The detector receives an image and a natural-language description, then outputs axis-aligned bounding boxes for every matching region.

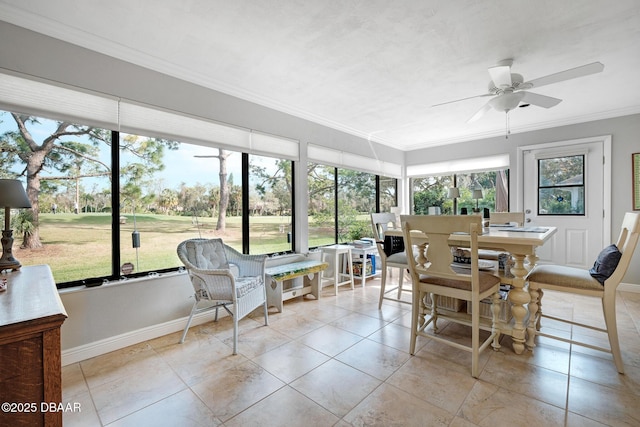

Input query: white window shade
[0,71,299,160]
[308,144,402,178]
[250,131,299,160]
[119,101,251,151]
[406,154,510,177]
[0,71,119,129]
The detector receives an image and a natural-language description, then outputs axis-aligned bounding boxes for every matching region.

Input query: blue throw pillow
[589,244,622,285]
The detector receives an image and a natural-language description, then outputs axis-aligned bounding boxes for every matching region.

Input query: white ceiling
[2,0,640,151]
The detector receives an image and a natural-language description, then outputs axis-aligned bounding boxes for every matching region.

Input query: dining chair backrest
[489,212,524,226]
[401,215,482,284]
[606,212,640,288]
[371,212,398,241]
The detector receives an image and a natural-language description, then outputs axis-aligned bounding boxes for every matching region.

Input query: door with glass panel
[521,138,609,268]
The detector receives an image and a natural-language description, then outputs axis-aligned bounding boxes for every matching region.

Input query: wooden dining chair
[371,213,411,308]
[528,212,640,373]
[401,214,501,378]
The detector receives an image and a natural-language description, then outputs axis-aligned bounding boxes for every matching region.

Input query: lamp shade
[448,187,460,198]
[472,189,483,200]
[0,179,32,208]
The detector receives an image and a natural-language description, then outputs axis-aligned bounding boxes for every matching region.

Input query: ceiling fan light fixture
[488,91,525,113]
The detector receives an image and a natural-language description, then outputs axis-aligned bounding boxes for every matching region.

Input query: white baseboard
[61,310,222,366]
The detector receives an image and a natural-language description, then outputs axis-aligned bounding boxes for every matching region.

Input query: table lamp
[0,179,32,271]
[472,188,483,213]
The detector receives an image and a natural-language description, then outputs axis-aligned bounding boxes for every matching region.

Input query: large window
[307,164,336,247]
[248,155,293,254]
[338,169,376,242]
[0,108,293,287]
[308,162,397,246]
[118,135,245,274]
[412,170,509,215]
[379,176,398,212]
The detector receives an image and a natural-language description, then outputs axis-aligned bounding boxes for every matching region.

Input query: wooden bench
[265,254,328,312]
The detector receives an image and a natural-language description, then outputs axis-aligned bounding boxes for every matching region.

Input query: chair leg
[378,265,387,309]
[396,267,404,300]
[232,312,239,355]
[409,290,421,355]
[180,300,199,344]
[603,296,624,373]
[263,300,269,326]
[471,298,480,378]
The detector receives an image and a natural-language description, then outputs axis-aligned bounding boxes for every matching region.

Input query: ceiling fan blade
[467,101,493,123]
[432,93,492,107]
[488,65,512,89]
[523,62,604,89]
[520,91,562,108]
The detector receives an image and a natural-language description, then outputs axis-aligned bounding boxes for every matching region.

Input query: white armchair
[177,238,268,354]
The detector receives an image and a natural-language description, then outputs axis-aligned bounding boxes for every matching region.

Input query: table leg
[508,253,530,355]
[416,243,428,267]
[526,252,540,350]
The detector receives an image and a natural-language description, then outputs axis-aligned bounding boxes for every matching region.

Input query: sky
[1,111,249,191]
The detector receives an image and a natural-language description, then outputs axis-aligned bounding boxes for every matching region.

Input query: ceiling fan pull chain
[505,112,511,139]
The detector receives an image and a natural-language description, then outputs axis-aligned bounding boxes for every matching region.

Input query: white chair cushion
[187,240,228,270]
[387,252,409,264]
[528,264,602,291]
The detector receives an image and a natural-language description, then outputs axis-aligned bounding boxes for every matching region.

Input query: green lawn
[14,212,371,284]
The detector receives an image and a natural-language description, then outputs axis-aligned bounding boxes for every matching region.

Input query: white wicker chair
[177,238,268,354]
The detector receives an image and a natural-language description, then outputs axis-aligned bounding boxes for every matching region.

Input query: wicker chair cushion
[186,240,228,270]
[236,275,264,298]
[528,264,602,291]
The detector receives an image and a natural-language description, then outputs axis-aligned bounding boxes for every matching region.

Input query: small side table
[320,245,354,295]
[350,245,380,288]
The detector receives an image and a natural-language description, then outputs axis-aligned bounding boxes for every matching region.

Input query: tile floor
[62,273,640,426]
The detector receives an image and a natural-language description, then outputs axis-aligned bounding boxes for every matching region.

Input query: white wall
[58,273,198,364]
[406,113,640,286]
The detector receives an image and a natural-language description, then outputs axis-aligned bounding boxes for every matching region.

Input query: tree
[250,158,292,216]
[0,113,177,248]
[195,149,231,231]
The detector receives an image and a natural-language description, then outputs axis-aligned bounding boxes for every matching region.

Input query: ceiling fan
[433,59,605,124]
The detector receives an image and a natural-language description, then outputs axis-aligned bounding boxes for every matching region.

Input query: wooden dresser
[0,265,67,427]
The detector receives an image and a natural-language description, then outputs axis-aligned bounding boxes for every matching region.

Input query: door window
[538,155,585,215]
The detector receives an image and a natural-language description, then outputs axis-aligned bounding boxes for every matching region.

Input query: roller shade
[0,71,118,129]
[308,144,402,178]
[406,154,509,177]
[0,71,299,160]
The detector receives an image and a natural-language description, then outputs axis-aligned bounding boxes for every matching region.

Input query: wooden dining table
[384,224,557,355]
